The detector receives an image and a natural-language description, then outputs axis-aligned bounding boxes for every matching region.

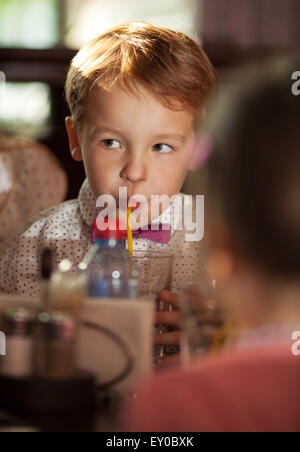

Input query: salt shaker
[34,311,77,380]
[0,308,35,378]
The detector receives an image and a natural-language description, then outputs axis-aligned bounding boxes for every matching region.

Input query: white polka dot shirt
[0,179,209,297]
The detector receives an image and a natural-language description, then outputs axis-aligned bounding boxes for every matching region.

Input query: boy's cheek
[85,163,118,199]
[84,151,119,185]
[161,165,188,191]
[151,171,187,197]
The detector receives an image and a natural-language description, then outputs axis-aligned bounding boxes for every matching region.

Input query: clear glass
[132,251,174,301]
[180,282,222,366]
[48,260,87,321]
[132,251,174,359]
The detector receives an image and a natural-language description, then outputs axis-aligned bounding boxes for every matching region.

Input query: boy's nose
[120,156,147,184]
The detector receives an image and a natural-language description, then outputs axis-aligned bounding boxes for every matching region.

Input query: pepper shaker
[0,308,35,378]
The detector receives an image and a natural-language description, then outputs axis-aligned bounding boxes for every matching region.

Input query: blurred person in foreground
[124,56,300,432]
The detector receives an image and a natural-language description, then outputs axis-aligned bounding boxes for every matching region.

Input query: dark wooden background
[1,0,299,199]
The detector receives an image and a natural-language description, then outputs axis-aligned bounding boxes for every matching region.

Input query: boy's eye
[153,143,173,153]
[102,139,121,149]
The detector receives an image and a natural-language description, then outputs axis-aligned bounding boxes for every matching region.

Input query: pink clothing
[125,345,300,432]
[0,135,67,241]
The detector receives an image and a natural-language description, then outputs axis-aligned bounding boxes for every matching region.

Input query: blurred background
[0,0,299,199]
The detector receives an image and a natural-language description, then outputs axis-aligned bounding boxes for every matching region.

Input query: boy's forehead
[84,83,194,134]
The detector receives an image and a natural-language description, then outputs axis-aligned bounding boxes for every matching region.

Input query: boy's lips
[130,202,141,212]
[113,200,145,214]
[113,193,149,211]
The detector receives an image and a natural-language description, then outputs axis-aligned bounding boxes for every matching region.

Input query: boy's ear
[187,132,213,171]
[65,117,83,162]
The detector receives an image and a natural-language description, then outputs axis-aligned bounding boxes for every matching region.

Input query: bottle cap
[91,216,127,243]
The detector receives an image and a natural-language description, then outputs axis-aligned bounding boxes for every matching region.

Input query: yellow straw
[127,206,133,256]
[212,321,235,351]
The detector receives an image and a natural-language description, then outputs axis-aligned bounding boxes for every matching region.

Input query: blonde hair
[65,22,216,125]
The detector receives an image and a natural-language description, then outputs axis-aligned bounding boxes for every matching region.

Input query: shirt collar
[78,179,98,227]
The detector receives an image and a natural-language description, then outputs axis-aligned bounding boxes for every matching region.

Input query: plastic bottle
[80,216,139,299]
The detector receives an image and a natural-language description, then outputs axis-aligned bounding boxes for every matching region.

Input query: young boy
[0,22,216,363]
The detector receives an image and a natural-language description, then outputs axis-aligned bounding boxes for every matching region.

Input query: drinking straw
[127,206,133,256]
[212,321,234,350]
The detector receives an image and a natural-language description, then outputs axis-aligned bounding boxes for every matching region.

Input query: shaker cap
[2,308,35,336]
[37,312,77,343]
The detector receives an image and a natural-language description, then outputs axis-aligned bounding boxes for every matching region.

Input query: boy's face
[66,83,196,223]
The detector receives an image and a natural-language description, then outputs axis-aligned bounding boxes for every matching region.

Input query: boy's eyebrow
[93,126,186,143]
[93,125,124,136]
[152,133,186,143]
